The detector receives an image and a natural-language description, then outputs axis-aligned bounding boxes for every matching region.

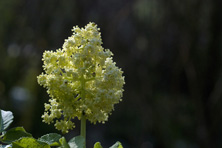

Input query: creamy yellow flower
[37,22,125,133]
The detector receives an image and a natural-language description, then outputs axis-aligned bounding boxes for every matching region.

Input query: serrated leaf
[1,127,32,144]
[38,133,62,146]
[68,136,85,148]
[0,110,14,132]
[94,142,103,148]
[109,141,123,148]
[12,137,50,148]
[59,137,70,148]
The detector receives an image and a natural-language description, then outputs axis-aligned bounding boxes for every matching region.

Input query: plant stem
[80,74,86,147]
[81,114,86,148]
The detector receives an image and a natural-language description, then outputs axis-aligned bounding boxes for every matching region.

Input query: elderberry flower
[37,22,125,133]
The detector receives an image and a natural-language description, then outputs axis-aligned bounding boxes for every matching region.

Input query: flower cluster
[37,22,125,133]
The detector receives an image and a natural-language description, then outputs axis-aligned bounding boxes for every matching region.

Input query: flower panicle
[37,22,125,133]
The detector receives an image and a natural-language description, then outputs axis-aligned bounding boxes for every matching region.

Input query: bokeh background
[0,0,222,148]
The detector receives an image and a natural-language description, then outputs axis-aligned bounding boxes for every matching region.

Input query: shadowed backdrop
[0,0,222,147]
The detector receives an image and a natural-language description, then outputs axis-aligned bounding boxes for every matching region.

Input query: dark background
[0,0,222,148]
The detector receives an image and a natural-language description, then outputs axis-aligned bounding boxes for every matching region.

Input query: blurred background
[0,0,222,147]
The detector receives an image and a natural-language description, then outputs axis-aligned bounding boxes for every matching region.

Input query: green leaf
[59,137,70,148]
[0,109,14,132]
[94,142,103,148]
[109,141,123,148]
[38,133,62,146]
[0,144,12,148]
[68,136,85,148]
[1,127,32,144]
[12,137,50,148]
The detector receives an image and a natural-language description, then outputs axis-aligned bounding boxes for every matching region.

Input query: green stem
[81,114,86,148]
[80,74,86,148]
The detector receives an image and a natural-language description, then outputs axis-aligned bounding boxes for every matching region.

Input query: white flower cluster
[37,22,125,133]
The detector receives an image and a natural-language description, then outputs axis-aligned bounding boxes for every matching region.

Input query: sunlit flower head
[37,22,125,133]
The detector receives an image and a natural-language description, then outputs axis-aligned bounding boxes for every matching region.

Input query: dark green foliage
[38,133,62,146]
[68,136,85,148]
[1,127,32,144]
